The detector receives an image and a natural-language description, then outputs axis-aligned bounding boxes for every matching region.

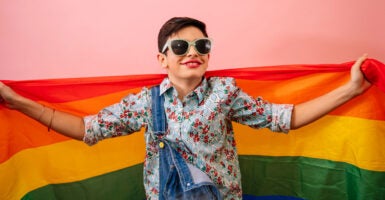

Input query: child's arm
[0,82,85,140]
[290,54,371,129]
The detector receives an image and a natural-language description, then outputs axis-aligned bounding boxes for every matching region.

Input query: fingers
[352,53,368,70]
[0,92,5,105]
[0,82,9,105]
[0,82,4,104]
[351,54,368,80]
[349,54,372,95]
[358,53,368,61]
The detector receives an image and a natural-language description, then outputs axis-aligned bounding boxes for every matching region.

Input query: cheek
[203,56,210,68]
[168,57,182,67]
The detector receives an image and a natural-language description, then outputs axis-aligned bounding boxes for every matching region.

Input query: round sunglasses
[161,38,212,56]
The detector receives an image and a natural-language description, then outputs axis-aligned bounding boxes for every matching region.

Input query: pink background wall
[1,0,384,80]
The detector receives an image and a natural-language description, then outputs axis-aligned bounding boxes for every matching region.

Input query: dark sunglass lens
[195,39,211,54]
[171,40,189,55]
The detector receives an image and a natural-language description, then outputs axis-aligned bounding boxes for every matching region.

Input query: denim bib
[151,85,222,200]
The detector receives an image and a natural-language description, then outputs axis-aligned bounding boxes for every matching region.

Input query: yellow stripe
[235,115,385,171]
[0,132,145,200]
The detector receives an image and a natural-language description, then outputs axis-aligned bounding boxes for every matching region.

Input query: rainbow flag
[1,59,384,200]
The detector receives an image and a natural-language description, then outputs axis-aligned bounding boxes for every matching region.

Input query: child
[0,17,370,199]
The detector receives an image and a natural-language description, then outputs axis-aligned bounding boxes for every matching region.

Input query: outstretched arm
[0,82,85,140]
[291,54,371,129]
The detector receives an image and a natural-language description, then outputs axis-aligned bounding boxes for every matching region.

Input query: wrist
[13,95,39,114]
[342,82,361,98]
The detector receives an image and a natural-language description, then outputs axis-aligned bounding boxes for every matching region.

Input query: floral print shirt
[83,77,293,199]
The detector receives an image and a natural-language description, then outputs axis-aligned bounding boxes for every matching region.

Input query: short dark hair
[157,17,208,53]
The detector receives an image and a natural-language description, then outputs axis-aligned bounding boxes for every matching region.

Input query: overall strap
[151,85,221,199]
[151,85,167,135]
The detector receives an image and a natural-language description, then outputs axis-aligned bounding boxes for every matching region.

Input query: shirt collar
[159,78,173,96]
[159,77,208,104]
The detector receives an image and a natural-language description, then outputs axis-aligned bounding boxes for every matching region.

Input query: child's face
[158,26,210,85]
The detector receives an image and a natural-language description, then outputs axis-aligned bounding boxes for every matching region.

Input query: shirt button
[159,142,164,148]
[186,183,191,187]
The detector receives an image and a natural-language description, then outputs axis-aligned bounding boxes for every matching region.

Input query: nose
[186,44,198,57]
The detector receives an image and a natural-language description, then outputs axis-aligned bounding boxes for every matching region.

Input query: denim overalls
[151,86,222,200]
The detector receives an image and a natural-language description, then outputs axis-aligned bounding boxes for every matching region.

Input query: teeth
[187,62,198,65]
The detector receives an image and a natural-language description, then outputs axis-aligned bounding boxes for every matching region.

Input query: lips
[182,60,202,68]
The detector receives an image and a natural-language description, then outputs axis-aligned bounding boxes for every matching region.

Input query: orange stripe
[237,72,385,120]
[236,71,349,102]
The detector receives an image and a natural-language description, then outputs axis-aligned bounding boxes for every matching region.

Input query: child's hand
[0,82,20,109]
[349,54,371,96]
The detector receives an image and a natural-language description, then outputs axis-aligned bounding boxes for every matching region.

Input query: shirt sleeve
[83,88,150,145]
[229,86,293,133]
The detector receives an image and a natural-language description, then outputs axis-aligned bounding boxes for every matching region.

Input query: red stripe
[2,60,370,103]
[207,61,353,80]
[3,74,166,103]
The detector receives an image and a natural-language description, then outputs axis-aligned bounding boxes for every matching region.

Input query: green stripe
[240,156,385,200]
[21,163,145,200]
[22,156,385,200]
